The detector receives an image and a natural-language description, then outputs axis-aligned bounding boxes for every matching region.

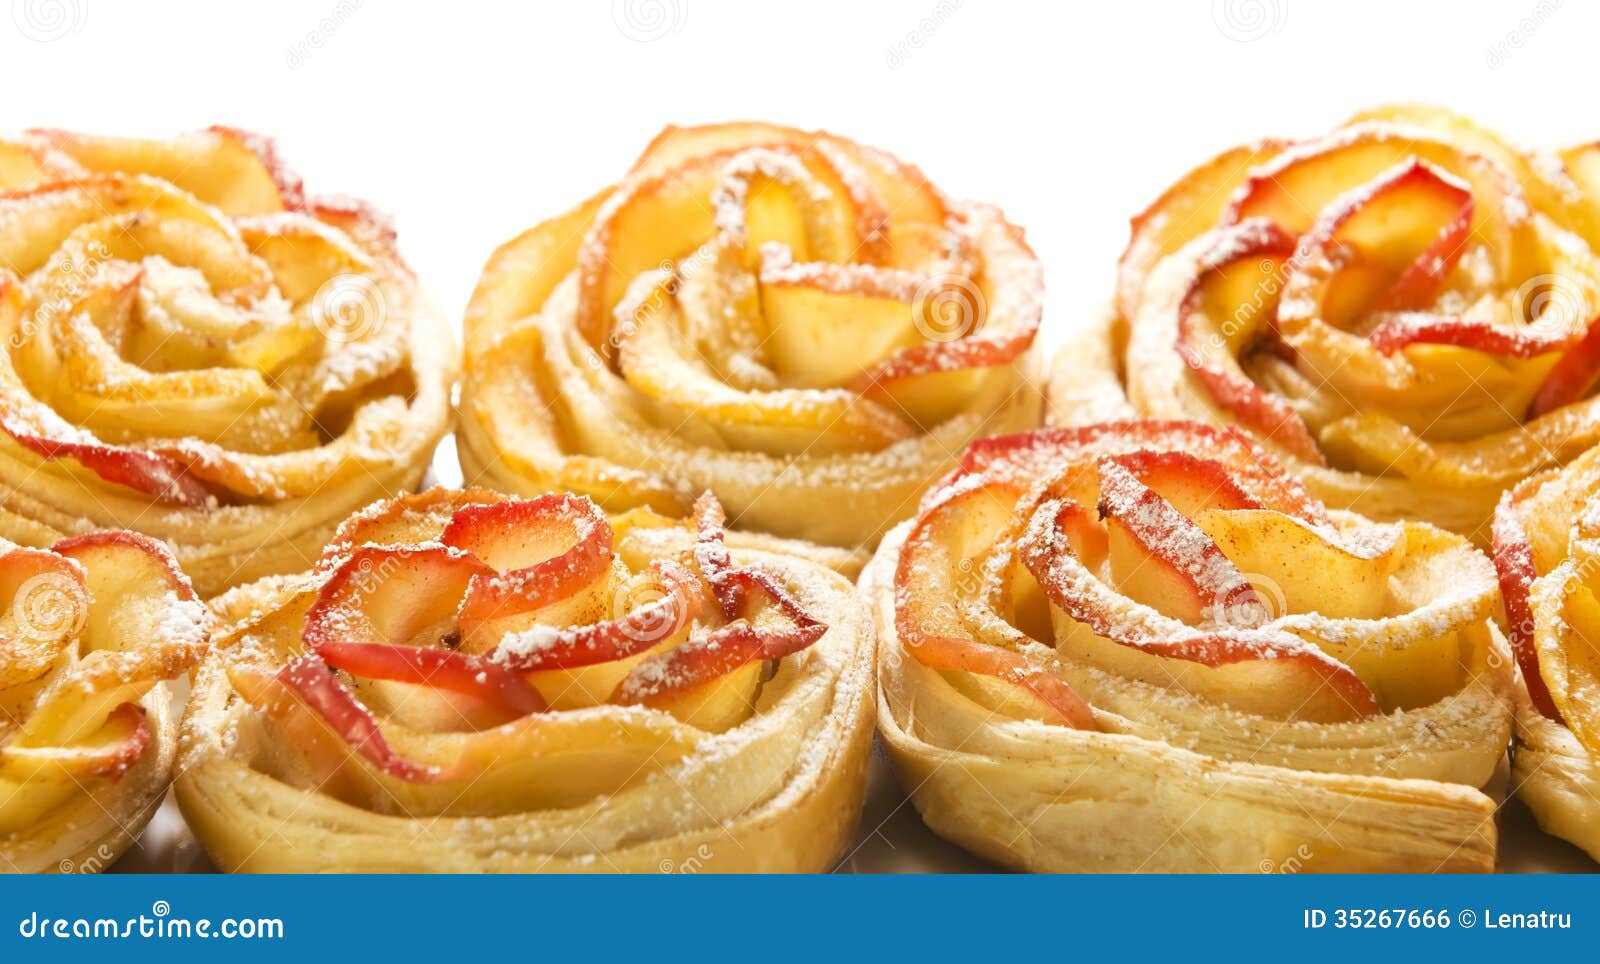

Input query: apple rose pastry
[460,123,1043,550]
[1052,105,1600,543]
[0,128,455,595]
[1,531,208,873]
[1492,447,1600,861]
[176,488,873,872]
[865,419,1514,872]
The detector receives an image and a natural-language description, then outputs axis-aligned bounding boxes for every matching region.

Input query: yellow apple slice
[34,126,301,215]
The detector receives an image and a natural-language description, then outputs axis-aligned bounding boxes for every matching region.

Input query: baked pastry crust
[176,489,874,872]
[1051,105,1600,545]
[0,531,208,873]
[460,122,1042,551]
[865,419,1511,872]
[0,128,455,595]
[1492,447,1600,861]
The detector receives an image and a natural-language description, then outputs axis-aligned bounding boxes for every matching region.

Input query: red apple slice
[849,325,1036,393]
[301,545,541,718]
[275,654,441,783]
[611,616,825,707]
[690,492,818,624]
[1174,219,1323,464]
[850,212,1043,394]
[50,530,206,685]
[317,488,504,570]
[0,702,150,782]
[1223,128,1484,242]
[692,492,777,616]
[572,153,734,352]
[8,523,202,752]
[956,421,1234,479]
[0,545,87,687]
[894,475,1098,727]
[1103,450,1264,516]
[1368,312,1580,358]
[1294,159,1473,314]
[627,124,898,265]
[690,492,740,614]
[1020,496,1378,716]
[610,493,831,705]
[227,661,387,791]
[489,560,702,672]
[442,495,615,633]
[314,642,545,719]
[1527,313,1600,418]
[1491,495,1562,719]
[19,643,200,755]
[304,545,492,651]
[52,528,198,602]
[1094,459,1265,627]
[952,421,1328,524]
[78,701,153,780]
[1117,139,1290,321]
[1228,151,1476,333]
[0,415,215,507]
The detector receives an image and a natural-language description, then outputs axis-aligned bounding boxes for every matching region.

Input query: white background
[4,0,1592,362]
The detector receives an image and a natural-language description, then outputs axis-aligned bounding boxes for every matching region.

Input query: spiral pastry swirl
[864,419,1512,872]
[1493,447,1600,860]
[176,488,874,872]
[0,128,456,595]
[460,122,1043,551]
[1051,105,1600,543]
[1,530,208,873]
